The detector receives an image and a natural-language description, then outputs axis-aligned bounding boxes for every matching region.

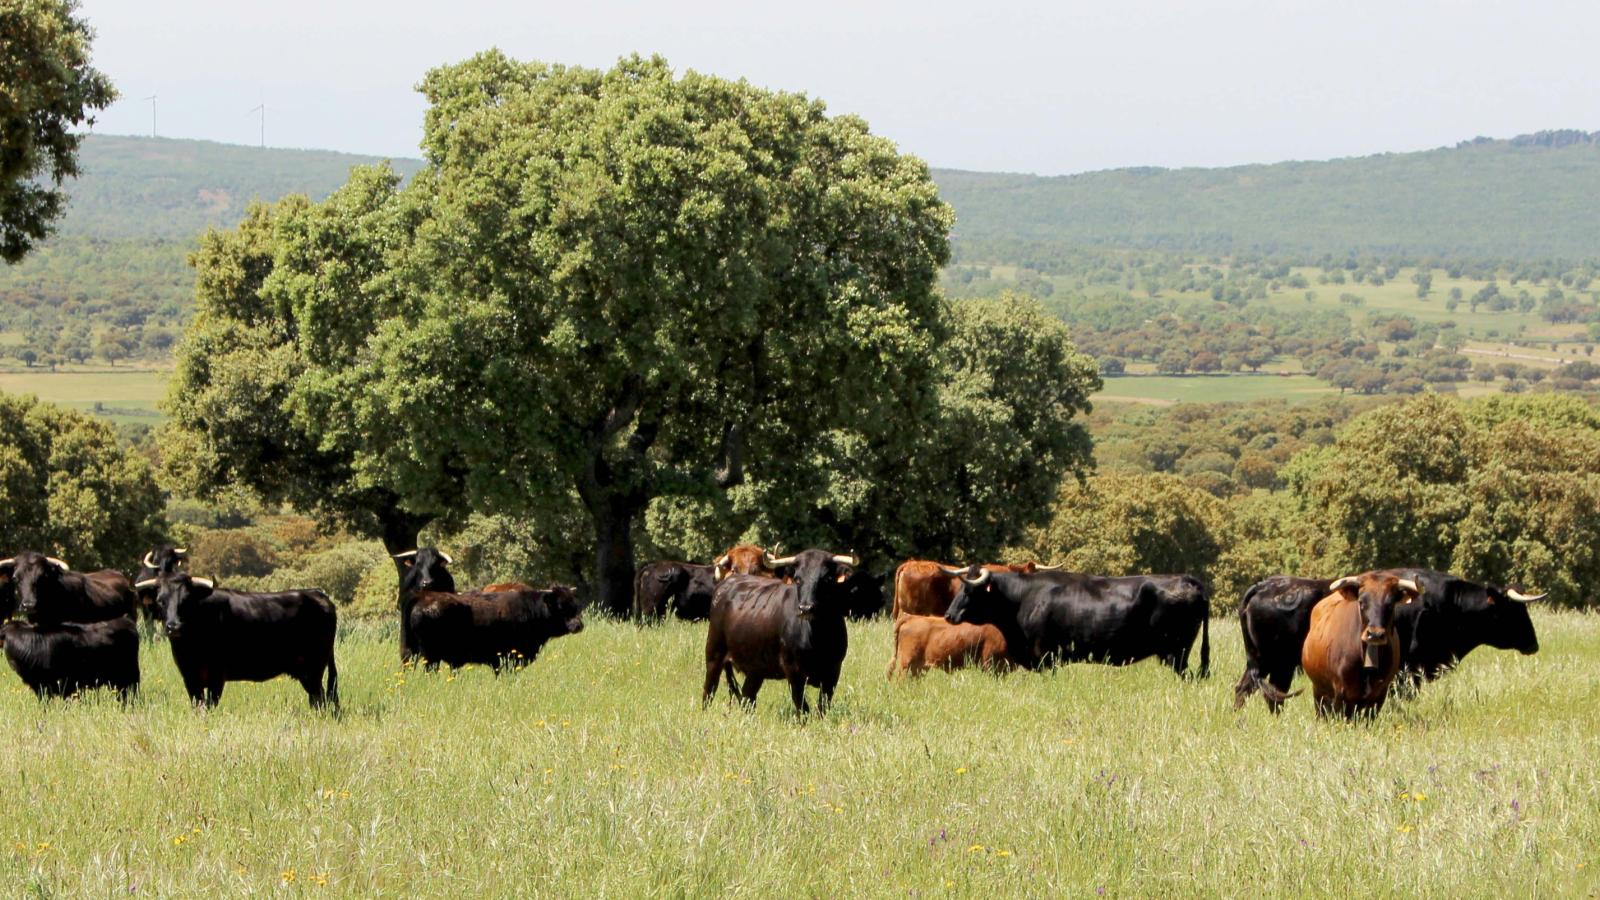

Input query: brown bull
[1301,572,1420,719]
[713,545,774,581]
[891,560,1044,617]
[887,613,1011,678]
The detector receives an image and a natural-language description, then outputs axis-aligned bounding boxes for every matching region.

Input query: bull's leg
[203,681,224,709]
[818,678,838,715]
[701,654,726,707]
[739,676,764,708]
[1311,686,1334,719]
[1162,649,1187,677]
[300,671,327,708]
[180,672,208,708]
[722,664,742,700]
[1264,666,1296,714]
[787,677,811,715]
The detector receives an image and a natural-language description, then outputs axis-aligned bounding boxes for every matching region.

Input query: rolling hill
[4,130,1600,338]
[941,130,1600,262]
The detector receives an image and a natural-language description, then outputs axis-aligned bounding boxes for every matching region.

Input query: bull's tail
[1198,603,1211,679]
[891,563,912,618]
[325,651,340,709]
[1233,581,1266,708]
[887,613,908,680]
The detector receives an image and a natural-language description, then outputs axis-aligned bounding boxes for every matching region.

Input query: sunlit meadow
[2,611,1596,896]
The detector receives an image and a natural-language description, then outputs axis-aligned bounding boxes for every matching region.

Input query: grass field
[0,368,167,424]
[1096,373,1336,405]
[4,612,1596,896]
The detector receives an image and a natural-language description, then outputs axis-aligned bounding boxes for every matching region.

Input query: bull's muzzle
[1360,628,1387,669]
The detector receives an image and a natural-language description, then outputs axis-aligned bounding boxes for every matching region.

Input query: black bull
[144,574,339,709]
[1233,569,1542,710]
[702,550,857,714]
[633,562,717,621]
[943,570,1210,676]
[1,551,137,625]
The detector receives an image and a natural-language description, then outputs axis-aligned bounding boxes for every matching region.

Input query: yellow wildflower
[282,868,297,884]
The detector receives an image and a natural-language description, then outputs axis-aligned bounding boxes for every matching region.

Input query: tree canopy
[0,0,114,262]
[1282,394,1600,605]
[0,391,165,567]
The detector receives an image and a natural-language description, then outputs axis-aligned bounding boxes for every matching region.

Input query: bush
[188,528,279,579]
[228,540,386,606]
[1013,471,1230,604]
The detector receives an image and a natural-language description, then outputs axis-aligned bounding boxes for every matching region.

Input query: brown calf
[887,613,1011,678]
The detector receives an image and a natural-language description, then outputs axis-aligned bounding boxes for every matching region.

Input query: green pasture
[1061,267,1591,346]
[1096,373,1336,405]
[4,612,1595,896]
[0,368,166,424]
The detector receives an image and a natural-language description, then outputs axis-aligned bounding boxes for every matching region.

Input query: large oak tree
[168,53,1104,621]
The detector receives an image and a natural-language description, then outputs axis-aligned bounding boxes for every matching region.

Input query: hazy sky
[78,0,1600,176]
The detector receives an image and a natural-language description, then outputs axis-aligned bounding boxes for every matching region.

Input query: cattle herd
[0,541,1545,720]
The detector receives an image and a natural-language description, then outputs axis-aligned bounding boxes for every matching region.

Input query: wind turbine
[247,102,264,148]
[143,94,157,138]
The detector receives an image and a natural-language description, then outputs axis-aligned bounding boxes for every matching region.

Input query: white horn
[438,551,455,565]
[143,551,157,569]
[1034,562,1063,571]
[1396,579,1420,594]
[134,578,160,590]
[174,548,188,555]
[46,557,70,571]
[393,551,419,560]
[191,577,214,589]
[0,558,13,570]
[832,554,859,567]
[1506,589,1546,602]
[938,565,967,576]
[1328,576,1359,592]
[963,568,992,586]
[765,552,798,568]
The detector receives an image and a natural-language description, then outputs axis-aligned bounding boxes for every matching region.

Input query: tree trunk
[377,506,433,662]
[591,498,641,619]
